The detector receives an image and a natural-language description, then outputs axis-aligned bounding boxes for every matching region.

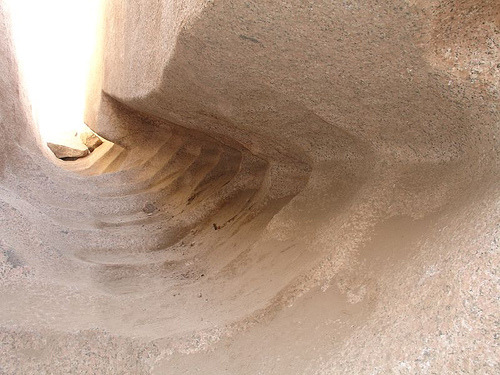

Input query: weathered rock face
[47,142,90,159]
[80,131,103,152]
[1,1,499,374]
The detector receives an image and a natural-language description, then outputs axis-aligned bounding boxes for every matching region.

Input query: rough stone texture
[80,131,103,152]
[1,0,499,374]
[47,142,90,159]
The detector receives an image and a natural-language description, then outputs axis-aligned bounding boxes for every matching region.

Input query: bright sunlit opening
[5,0,101,145]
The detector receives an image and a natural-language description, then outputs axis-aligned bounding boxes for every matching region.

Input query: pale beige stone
[0,0,499,374]
[46,142,90,159]
[80,131,102,152]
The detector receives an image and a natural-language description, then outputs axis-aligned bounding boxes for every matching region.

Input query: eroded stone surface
[47,142,90,159]
[0,0,499,374]
[80,131,103,152]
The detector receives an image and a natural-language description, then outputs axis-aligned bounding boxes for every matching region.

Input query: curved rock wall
[1,0,499,374]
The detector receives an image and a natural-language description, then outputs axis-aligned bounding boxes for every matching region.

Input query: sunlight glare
[5,0,102,145]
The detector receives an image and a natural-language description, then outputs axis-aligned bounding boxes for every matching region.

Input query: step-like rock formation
[0,1,498,374]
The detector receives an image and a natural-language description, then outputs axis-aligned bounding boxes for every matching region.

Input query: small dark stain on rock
[239,34,261,44]
[142,202,156,214]
[3,248,23,268]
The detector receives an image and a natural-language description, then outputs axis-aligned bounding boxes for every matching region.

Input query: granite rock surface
[0,0,499,374]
